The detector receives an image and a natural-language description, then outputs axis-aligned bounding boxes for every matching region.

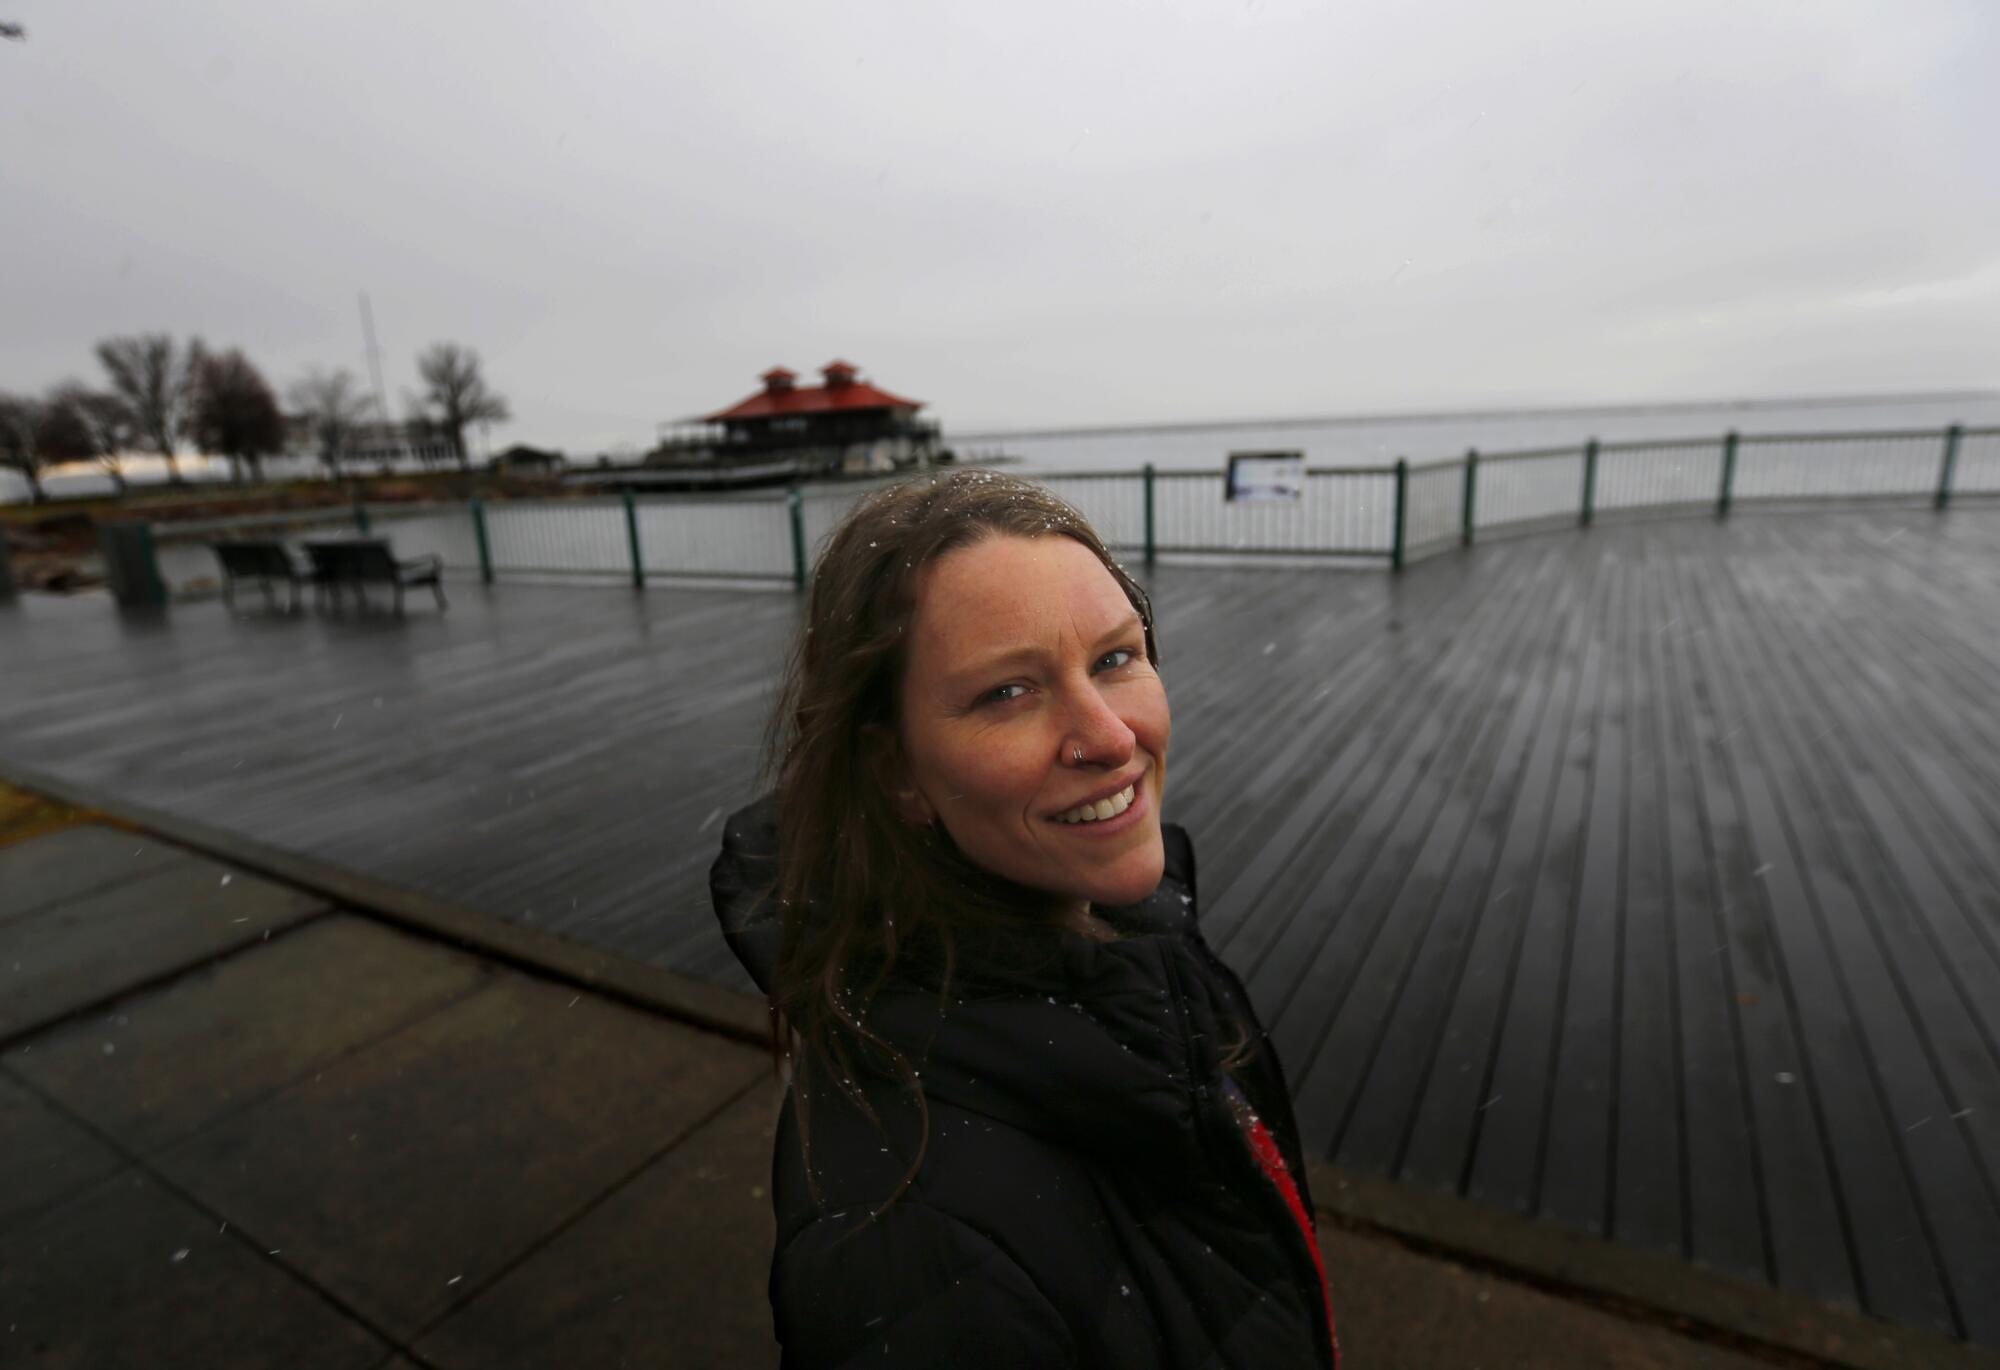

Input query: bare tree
[416,342,510,469]
[41,383,135,494]
[191,349,284,484]
[95,333,204,484]
[0,392,46,502]
[288,367,373,474]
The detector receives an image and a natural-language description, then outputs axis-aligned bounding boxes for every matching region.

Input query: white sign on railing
[1225,451,1305,501]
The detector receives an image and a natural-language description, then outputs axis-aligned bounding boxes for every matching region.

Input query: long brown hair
[760,469,1241,1219]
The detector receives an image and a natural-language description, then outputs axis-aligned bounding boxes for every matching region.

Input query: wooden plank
[1187,562,1478,913]
[1732,529,2000,1195]
[1244,547,1571,1066]
[1705,536,2000,1342]
[1537,544,1631,1236]
[1609,549,1685,1259]
[1302,540,1590,1166]
[1463,553,1615,1215]
[1678,551,1952,1334]
[1395,542,1596,1199]
[1171,555,1484,928]
[1207,554,1556,974]
[1643,531,1767,1284]
[1652,539,1859,1310]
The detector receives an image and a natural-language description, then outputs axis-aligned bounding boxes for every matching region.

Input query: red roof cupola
[703,361,922,423]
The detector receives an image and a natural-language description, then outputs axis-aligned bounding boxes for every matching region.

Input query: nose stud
[1072,745,1084,763]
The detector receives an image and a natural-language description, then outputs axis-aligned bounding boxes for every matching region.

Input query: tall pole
[358,292,391,429]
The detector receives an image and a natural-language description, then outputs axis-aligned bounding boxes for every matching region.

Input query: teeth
[1056,784,1136,824]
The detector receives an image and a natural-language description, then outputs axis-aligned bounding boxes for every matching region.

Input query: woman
[712,471,1338,1368]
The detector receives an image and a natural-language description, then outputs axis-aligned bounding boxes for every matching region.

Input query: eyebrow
[944,613,1145,688]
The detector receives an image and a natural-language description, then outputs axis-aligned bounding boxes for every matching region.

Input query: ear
[862,722,935,827]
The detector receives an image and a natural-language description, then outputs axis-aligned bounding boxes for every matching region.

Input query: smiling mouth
[1052,782,1138,825]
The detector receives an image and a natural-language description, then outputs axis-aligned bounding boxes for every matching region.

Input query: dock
[4,503,1997,1347]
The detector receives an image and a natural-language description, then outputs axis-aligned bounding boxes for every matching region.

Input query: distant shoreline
[944,388,2000,444]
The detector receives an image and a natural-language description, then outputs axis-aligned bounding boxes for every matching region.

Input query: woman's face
[890,532,1170,913]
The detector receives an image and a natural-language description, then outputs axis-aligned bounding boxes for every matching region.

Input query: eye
[981,683,1030,705]
[1095,647,1136,672]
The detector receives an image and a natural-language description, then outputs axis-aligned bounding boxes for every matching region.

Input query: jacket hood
[710,793,1224,1183]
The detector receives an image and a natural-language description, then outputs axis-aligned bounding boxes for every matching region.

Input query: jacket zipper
[1160,938,1336,1368]
[1188,936,1310,1177]
[1157,939,1224,1187]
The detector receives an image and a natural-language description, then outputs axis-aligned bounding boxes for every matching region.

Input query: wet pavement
[2,819,778,1368]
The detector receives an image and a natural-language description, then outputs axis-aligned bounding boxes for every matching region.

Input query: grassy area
[2,469,572,590]
[0,469,569,529]
[0,779,102,849]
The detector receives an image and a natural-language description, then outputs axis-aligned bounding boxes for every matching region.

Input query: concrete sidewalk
[2,801,1991,1368]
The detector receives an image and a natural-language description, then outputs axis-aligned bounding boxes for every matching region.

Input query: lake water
[945,392,2000,474]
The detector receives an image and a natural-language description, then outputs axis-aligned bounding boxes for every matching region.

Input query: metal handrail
[132,423,1992,598]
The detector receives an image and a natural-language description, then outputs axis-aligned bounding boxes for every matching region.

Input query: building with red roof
[638,361,944,487]
[703,361,922,426]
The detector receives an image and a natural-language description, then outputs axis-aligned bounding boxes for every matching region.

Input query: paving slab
[9,914,491,1154]
[416,1078,784,1369]
[1310,1161,2000,1370]
[153,968,769,1341]
[1321,1226,1774,1369]
[0,1072,124,1232]
[0,821,184,925]
[0,858,328,1039]
[0,1168,386,1370]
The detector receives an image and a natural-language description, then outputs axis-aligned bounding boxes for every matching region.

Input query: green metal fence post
[353,494,371,535]
[1717,429,1738,518]
[787,485,807,591]
[1461,449,1478,548]
[98,520,168,607]
[1935,423,1962,510]
[623,488,644,588]
[470,496,493,584]
[1142,462,1157,566]
[1390,458,1409,572]
[1580,437,1599,527]
[138,523,167,603]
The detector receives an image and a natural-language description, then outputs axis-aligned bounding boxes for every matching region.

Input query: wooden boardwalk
[4,506,1998,1344]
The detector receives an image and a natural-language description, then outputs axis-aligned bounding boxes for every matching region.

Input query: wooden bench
[302,539,448,615]
[210,540,311,614]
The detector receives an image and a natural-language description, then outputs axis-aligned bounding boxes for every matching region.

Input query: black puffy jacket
[712,796,1338,1369]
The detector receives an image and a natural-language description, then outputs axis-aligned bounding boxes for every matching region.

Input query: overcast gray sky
[4,0,1995,451]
